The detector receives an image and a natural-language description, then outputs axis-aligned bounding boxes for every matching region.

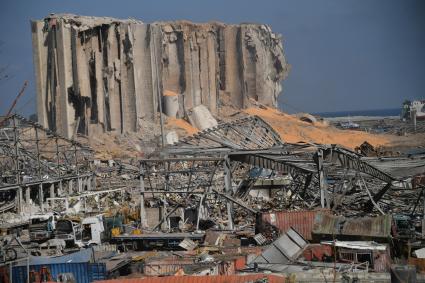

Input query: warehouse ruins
[0,13,424,282]
[1,112,425,280]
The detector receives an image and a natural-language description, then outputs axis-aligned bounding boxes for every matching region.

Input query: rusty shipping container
[313,212,393,239]
[342,214,392,238]
[261,210,329,240]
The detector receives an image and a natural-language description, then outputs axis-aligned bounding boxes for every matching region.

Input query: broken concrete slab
[179,238,198,251]
[188,105,218,130]
[165,131,179,145]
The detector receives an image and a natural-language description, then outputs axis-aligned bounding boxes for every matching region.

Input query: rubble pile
[0,12,424,283]
[1,110,425,281]
[86,103,395,159]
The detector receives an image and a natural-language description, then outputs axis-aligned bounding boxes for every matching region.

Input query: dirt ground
[382,133,425,153]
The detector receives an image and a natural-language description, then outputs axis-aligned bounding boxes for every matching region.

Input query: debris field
[0,13,424,283]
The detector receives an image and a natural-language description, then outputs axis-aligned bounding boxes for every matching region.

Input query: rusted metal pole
[316,149,327,208]
[12,116,23,213]
[224,155,234,230]
[139,164,147,229]
[35,127,44,211]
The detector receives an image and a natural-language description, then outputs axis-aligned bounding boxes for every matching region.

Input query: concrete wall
[31,14,289,138]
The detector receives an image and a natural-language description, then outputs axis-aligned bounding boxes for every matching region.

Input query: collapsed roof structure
[138,116,425,231]
[0,115,92,214]
[1,111,425,280]
[0,12,424,281]
[0,114,424,227]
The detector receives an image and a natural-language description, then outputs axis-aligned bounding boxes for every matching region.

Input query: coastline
[323,115,400,122]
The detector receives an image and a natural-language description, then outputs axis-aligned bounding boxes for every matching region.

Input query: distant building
[401,100,425,121]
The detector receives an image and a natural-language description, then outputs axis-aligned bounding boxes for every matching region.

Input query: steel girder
[0,114,92,188]
[173,115,284,150]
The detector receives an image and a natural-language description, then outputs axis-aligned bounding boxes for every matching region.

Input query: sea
[313,108,401,118]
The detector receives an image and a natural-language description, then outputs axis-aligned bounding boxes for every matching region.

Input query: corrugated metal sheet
[143,258,195,276]
[252,227,308,264]
[94,274,286,283]
[262,210,329,240]
[313,212,392,239]
[234,256,246,270]
[342,215,392,238]
[13,262,106,283]
[15,248,94,266]
[90,263,107,281]
[373,250,391,272]
[312,212,341,235]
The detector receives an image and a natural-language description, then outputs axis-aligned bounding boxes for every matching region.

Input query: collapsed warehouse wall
[31,14,289,138]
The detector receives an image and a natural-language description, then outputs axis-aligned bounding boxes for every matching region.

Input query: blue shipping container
[13,262,106,283]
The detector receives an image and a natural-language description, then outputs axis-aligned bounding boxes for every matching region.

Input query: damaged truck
[29,212,58,243]
[54,215,105,248]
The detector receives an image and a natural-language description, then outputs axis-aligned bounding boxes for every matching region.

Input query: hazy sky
[0,0,424,116]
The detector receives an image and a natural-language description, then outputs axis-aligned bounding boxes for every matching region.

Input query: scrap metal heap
[0,12,417,282]
[0,114,92,215]
[0,115,425,280]
[3,112,418,220]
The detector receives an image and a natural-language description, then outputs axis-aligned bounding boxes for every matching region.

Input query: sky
[0,0,424,116]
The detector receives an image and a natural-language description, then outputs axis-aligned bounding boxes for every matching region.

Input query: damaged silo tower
[31,14,289,138]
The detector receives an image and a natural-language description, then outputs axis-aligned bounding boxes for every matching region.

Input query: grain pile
[165,117,198,135]
[244,107,389,149]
